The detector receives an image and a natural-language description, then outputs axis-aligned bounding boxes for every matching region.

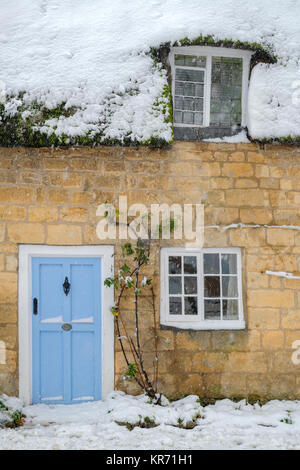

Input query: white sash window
[160,247,244,330]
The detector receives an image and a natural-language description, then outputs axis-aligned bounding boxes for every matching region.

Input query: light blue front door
[32,257,101,404]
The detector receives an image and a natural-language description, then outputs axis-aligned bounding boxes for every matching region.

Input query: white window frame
[170,46,252,128]
[160,247,245,330]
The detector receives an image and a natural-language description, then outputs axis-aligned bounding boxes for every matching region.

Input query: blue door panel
[39,263,64,323]
[71,263,95,323]
[32,257,102,404]
[71,332,95,401]
[40,331,64,402]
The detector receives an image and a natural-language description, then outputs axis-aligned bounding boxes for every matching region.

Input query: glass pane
[232,100,241,113]
[184,276,197,294]
[210,56,243,127]
[175,96,184,109]
[211,84,223,99]
[233,86,242,99]
[204,276,220,297]
[210,99,221,112]
[232,113,241,125]
[183,82,195,96]
[175,69,203,83]
[183,112,194,124]
[175,81,184,95]
[169,276,182,295]
[174,54,185,66]
[222,276,238,298]
[174,110,182,123]
[220,101,231,113]
[195,84,204,97]
[182,97,194,110]
[175,54,206,68]
[194,99,203,111]
[184,256,197,274]
[169,297,182,315]
[204,299,221,320]
[175,68,204,83]
[204,253,219,274]
[194,113,203,124]
[184,55,206,68]
[223,299,239,320]
[184,297,197,315]
[221,254,237,274]
[169,256,181,274]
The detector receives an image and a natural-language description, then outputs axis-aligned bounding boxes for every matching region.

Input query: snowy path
[1,392,300,450]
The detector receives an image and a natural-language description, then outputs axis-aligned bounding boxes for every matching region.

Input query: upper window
[160,247,244,330]
[169,46,252,132]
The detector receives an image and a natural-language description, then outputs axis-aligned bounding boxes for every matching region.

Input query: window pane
[184,256,197,274]
[175,68,204,83]
[185,55,205,67]
[194,113,203,124]
[183,112,194,124]
[169,297,182,315]
[195,84,204,97]
[169,276,182,295]
[232,100,241,113]
[221,254,237,274]
[175,81,184,95]
[204,276,220,297]
[194,99,203,111]
[174,54,185,66]
[204,253,219,274]
[169,256,181,274]
[175,96,184,109]
[210,99,221,113]
[223,299,239,320]
[184,297,197,315]
[183,82,195,96]
[174,110,182,123]
[182,97,194,110]
[210,56,243,126]
[204,299,221,320]
[174,54,206,68]
[222,276,238,297]
[184,276,197,294]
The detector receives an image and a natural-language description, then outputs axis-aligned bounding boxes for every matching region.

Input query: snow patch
[0,0,299,142]
[203,130,249,143]
[1,393,300,449]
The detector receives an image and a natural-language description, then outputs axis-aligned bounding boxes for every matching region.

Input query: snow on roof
[0,0,299,145]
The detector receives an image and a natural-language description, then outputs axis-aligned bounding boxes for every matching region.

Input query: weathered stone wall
[0,142,300,400]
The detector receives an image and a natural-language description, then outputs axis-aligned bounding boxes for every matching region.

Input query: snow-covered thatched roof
[0,0,299,146]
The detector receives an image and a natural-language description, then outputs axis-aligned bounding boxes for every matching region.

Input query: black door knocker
[63,276,71,296]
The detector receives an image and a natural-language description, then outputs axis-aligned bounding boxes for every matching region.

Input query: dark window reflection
[169,256,181,274]
[184,297,197,315]
[204,299,221,320]
[204,276,220,297]
[169,297,182,315]
[184,276,197,294]
[184,256,197,274]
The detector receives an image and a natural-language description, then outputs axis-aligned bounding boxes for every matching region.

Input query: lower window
[160,247,244,330]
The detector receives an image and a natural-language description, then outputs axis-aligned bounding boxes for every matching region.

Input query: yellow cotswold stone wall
[0,142,300,400]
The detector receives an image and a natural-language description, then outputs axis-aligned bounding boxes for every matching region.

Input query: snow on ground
[1,392,300,450]
[0,0,299,142]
